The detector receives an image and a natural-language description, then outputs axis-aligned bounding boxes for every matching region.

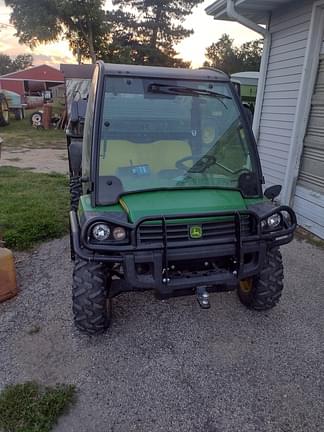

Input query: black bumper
[119,241,266,294]
[70,207,296,295]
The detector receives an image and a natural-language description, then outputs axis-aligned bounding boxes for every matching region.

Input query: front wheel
[238,248,284,310]
[72,258,112,335]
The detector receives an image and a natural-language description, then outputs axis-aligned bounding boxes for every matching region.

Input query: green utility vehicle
[68,62,296,335]
[231,72,259,109]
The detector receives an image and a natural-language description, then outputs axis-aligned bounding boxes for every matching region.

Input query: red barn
[0,64,64,97]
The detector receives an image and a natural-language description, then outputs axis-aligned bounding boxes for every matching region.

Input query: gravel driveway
[0,237,323,432]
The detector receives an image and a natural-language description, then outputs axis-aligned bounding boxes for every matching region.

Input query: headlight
[113,226,127,241]
[261,213,281,230]
[92,223,111,241]
[267,213,281,228]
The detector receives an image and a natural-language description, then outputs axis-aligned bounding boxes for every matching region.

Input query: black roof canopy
[102,62,229,82]
[60,64,95,79]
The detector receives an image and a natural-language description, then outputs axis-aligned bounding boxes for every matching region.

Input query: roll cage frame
[83,62,265,208]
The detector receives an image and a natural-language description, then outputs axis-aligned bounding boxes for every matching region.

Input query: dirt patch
[0,148,68,174]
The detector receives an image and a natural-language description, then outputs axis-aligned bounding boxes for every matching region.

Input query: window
[98,77,257,198]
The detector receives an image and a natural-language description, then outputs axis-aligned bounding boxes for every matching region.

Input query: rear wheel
[238,248,284,310]
[72,258,112,335]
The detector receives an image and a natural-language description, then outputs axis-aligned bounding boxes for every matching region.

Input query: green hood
[120,189,247,223]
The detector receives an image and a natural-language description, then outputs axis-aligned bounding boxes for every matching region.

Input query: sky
[0,0,259,69]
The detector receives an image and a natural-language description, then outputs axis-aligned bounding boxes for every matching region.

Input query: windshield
[98,77,259,201]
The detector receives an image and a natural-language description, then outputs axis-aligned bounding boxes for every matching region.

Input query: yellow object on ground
[0,248,18,302]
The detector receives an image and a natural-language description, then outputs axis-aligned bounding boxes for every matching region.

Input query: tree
[106,0,204,67]
[11,54,33,71]
[0,53,33,75]
[204,34,240,74]
[5,0,109,63]
[0,54,13,75]
[237,39,263,71]
[5,0,205,66]
[204,34,263,74]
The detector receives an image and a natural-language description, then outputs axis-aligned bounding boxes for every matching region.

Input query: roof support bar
[226,0,271,140]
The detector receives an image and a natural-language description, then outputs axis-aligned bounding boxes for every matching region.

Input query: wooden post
[42,103,53,129]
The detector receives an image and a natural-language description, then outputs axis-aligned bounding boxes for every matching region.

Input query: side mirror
[264,185,282,201]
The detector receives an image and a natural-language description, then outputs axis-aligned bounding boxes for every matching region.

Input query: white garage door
[294,54,324,238]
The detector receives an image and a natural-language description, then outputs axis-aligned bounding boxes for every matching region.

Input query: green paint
[79,191,266,224]
[78,195,123,216]
[120,189,248,222]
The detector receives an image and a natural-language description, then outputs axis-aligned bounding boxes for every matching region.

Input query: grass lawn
[0,109,66,150]
[0,382,76,432]
[0,167,69,250]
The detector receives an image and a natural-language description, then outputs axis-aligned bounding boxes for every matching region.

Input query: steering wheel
[175,155,216,173]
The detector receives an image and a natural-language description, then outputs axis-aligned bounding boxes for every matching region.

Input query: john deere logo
[190,226,202,239]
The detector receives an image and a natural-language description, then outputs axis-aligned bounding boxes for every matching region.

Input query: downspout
[226,0,271,140]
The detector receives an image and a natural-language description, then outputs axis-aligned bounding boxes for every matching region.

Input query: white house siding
[258,0,314,187]
[294,52,324,238]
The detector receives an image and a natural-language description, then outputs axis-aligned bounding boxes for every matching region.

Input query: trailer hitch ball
[196,286,210,309]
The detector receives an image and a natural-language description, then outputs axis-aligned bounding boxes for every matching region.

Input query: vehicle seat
[99,140,191,175]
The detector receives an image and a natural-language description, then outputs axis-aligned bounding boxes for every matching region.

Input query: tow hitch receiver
[196,286,210,309]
